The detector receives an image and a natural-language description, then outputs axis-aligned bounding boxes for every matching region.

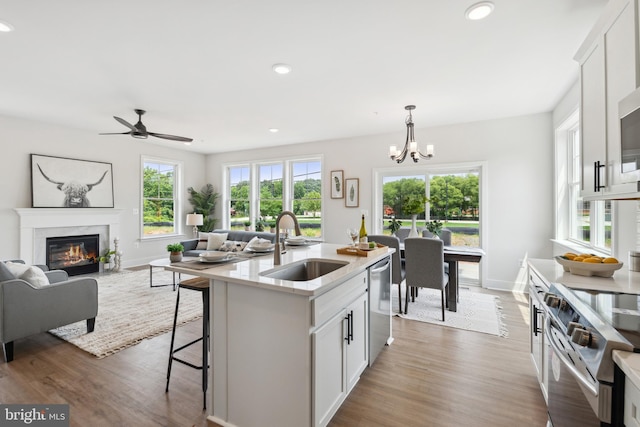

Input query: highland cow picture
[31,154,114,208]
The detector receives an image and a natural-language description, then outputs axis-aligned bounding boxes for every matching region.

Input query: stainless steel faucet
[274,210,301,265]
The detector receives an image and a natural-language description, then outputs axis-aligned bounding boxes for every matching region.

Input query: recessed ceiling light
[269,128,279,133]
[183,141,192,146]
[0,21,14,32]
[465,2,494,20]
[272,63,292,74]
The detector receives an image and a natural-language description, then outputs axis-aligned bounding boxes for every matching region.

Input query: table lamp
[186,213,203,237]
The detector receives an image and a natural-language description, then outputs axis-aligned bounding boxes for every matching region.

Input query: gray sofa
[181,229,276,257]
[0,260,98,362]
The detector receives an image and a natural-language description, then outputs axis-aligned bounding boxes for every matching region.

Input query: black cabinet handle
[344,311,354,344]
[594,161,605,192]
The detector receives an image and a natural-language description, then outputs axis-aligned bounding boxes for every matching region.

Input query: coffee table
[149,258,181,291]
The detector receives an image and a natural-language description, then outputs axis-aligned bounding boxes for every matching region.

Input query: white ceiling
[0,0,607,154]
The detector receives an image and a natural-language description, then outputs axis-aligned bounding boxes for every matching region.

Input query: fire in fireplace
[46,234,99,276]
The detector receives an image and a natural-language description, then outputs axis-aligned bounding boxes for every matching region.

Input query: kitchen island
[165,243,393,427]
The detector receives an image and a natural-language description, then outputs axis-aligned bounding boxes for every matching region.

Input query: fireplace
[46,234,100,276]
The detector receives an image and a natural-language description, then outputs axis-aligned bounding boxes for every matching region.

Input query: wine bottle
[359,214,367,243]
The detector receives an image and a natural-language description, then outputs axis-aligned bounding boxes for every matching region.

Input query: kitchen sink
[260,259,349,281]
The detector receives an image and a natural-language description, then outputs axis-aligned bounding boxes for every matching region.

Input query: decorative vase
[169,252,182,263]
[408,214,420,238]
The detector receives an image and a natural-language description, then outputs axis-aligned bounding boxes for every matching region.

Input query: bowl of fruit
[555,253,623,277]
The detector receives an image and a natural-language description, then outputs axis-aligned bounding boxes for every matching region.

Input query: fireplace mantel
[15,208,124,264]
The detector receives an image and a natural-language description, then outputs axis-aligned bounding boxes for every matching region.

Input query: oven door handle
[545,316,598,397]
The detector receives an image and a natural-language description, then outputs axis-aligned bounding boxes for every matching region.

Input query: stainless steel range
[543,282,634,426]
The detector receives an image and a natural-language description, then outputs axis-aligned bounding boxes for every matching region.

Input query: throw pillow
[196,240,208,250]
[219,241,248,252]
[0,262,15,281]
[20,266,50,288]
[5,261,31,278]
[207,232,228,250]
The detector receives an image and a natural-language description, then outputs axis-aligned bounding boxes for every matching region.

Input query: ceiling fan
[100,109,193,142]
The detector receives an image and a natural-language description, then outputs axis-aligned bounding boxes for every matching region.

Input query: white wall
[0,115,208,267]
[206,112,555,290]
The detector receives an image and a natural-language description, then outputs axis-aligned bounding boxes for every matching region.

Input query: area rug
[49,269,203,358]
[392,285,508,337]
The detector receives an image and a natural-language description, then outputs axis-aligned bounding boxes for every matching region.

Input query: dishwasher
[368,256,392,364]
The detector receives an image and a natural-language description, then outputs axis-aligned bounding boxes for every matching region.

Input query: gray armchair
[0,261,98,362]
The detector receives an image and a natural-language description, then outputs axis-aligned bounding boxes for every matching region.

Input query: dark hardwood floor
[0,287,547,427]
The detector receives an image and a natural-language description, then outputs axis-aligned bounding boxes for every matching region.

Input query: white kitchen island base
[164,244,392,427]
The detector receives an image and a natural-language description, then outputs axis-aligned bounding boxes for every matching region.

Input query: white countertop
[528,258,640,294]
[165,242,393,297]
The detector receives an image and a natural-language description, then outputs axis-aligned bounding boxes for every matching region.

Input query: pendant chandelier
[389,105,434,163]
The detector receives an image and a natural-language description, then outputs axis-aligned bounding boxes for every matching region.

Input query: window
[292,160,322,237]
[375,164,483,285]
[229,166,250,230]
[561,113,611,252]
[224,157,323,236]
[142,158,180,237]
[259,163,283,225]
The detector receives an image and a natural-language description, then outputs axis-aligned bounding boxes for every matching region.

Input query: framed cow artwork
[30,154,114,208]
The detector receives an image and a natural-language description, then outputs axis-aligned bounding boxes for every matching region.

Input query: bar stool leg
[201,289,209,410]
[165,287,181,392]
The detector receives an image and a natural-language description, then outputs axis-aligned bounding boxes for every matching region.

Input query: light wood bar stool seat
[165,277,210,409]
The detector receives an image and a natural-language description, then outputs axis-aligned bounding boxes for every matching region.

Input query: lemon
[573,256,585,262]
[579,253,593,258]
[603,257,619,264]
[584,257,602,263]
[564,253,577,260]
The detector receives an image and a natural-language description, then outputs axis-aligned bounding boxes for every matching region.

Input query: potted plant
[255,217,266,232]
[166,243,184,262]
[403,194,428,238]
[99,248,116,271]
[388,216,402,235]
[243,220,251,231]
[187,184,219,232]
[426,220,443,237]
[268,220,277,233]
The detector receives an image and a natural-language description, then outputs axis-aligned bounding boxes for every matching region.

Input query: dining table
[399,243,485,312]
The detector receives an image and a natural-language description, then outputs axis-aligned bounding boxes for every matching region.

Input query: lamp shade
[278,215,296,230]
[186,213,203,226]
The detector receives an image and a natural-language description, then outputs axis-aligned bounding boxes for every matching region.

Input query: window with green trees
[225,158,322,236]
[142,159,179,237]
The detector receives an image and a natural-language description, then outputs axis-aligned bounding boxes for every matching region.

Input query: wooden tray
[336,243,387,257]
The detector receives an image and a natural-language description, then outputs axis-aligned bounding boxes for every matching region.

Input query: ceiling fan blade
[99,131,131,135]
[114,116,137,131]
[148,132,193,142]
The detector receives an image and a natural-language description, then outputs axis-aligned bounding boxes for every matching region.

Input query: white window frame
[140,156,183,240]
[222,155,324,234]
[554,109,612,254]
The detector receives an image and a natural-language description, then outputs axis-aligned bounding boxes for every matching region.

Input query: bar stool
[165,277,210,410]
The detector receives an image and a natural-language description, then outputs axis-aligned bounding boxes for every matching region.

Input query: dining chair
[403,237,449,320]
[368,234,405,313]
[394,228,411,243]
[421,229,451,246]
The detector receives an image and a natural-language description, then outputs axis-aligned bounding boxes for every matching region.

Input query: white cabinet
[312,272,368,427]
[528,267,548,403]
[626,374,640,427]
[576,0,640,199]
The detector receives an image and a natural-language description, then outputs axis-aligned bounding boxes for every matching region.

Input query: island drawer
[311,271,367,328]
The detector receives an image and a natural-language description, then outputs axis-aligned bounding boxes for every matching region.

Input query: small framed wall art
[330,170,344,199]
[344,178,359,208]
[30,154,114,208]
